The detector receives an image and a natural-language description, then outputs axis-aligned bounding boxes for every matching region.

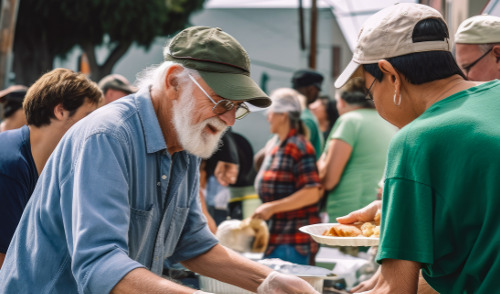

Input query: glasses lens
[235,104,250,120]
[213,100,234,115]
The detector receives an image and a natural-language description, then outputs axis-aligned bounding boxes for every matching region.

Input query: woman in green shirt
[317,77,395,221]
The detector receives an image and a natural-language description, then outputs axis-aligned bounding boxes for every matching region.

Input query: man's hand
[351,268,380,293]
[336,200,381,224]
[214,161,239,186]
[257,271,320,294]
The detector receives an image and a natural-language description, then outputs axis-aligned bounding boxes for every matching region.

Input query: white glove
[193,291,214,294]
[257,271,320,294]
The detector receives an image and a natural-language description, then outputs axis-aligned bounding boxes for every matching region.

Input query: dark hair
[23,68,103,127]
[326,100,339,126]
[318,95,340,130]
[339,77,375,108]
[288,111,309,138]
[363,18,466,84]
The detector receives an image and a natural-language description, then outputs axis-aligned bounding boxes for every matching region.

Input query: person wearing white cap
[334,3,500,294]
[252,88,322,265]
[454,14,500,81]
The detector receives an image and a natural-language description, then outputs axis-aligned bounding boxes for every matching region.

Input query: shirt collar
[134,87,167,154]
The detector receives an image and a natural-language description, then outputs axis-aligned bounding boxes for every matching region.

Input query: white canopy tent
[483,0,500,15]
[204,0,417,50]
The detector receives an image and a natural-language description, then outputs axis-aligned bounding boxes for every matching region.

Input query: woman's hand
[251,202,275,221]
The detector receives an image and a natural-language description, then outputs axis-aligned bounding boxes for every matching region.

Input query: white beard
[172,89,228,159]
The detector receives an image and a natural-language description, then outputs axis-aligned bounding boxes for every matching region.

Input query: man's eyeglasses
[188,73,250,120]
[462,47,492,78]
[364,78,377,101]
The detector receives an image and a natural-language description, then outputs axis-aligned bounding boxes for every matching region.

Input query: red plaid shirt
[256,129,321,256]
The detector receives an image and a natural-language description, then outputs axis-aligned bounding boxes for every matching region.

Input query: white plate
[300,223,379,247]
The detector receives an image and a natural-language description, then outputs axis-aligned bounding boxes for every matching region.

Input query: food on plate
[360,222,375,237]
[322,223,362,237]
[321,209,382,238]
[322,221,380,238]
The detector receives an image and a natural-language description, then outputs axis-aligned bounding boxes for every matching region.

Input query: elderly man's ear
[164,65,184,99]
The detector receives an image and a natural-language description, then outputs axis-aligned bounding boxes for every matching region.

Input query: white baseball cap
[455,15,500,44]
[335,3,451,89]
[266,88,303,114]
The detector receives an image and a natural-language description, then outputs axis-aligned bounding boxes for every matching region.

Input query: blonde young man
[0,69,102,268]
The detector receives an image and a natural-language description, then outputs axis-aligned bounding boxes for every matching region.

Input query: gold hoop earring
[393,90,401,106]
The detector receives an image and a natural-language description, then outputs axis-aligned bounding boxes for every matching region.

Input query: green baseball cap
[164,26,271,108]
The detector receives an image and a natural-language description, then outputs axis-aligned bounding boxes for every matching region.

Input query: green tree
[12,0,205,84]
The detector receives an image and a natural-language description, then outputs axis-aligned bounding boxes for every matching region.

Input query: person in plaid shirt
[252,88,323,265]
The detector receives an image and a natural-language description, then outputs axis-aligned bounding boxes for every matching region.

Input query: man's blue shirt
[0,125,38,253]
[0,88,218,293]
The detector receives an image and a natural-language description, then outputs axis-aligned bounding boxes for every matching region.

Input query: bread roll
[322,223,362,237]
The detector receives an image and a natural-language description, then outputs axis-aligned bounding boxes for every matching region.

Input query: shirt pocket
[163,206,190,258]
[128,206,154,261]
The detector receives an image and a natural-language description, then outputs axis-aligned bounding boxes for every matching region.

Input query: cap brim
[0,85,28,102]
[198,71,271,108]
[112,85,138,94]
[334,60,361,89]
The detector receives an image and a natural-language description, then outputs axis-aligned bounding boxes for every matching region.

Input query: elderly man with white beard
[0,27,319,294]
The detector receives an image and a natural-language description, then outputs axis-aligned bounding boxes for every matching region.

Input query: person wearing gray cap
[0,85,28,132]
[0,26,319,294]
[454,14,500,81]
[334,3,500,294]
[98,73,138,105]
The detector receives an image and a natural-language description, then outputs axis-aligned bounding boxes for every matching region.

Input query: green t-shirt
[323,108,395,220]
[301,108,324,160]
[377,80,500,294]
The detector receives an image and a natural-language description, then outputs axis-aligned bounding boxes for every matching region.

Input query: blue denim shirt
[0,88,218,293]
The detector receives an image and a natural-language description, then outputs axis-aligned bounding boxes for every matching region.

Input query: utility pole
[0,0,20,89]
[298,0,306,51]
[308,0,318,69]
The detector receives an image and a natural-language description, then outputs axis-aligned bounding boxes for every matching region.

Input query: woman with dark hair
[252,88,322,265]
[309,95,340,141]
[334,3,500,293]
[317,77,395,222]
